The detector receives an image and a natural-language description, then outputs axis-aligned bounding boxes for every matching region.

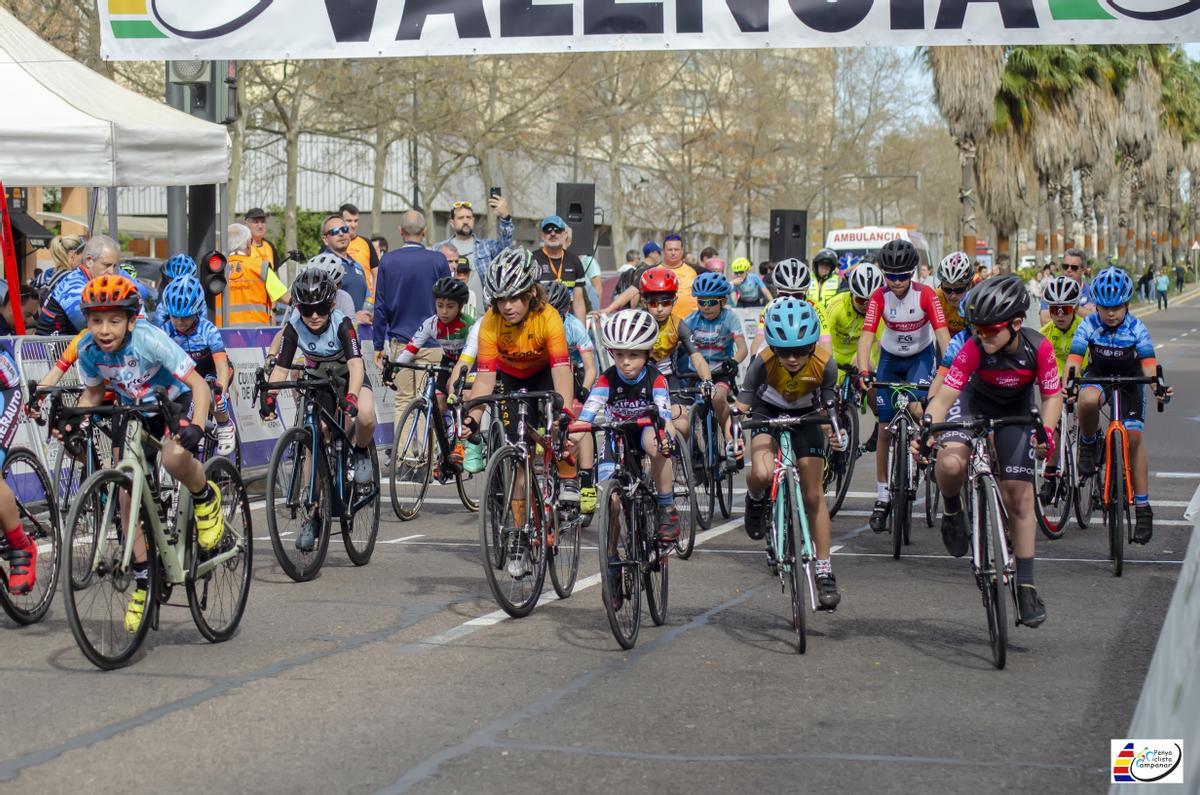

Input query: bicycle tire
[596,480,640,649]
[342,440,380,566]
[890,420,910,559]
[549,488,581,599]
[454,468,480,512]
[390,398,433,521]
[644,511,669,627]
[671,430,699,560]
[62,469,155,670]
[0,448,61,625]
[1074,428,1099,529]
[976,477,1008,670]
[716,420,735,520]
[778,469,807,653]
[924,461,940,528]
[187,457,253,642]
[265,426,332,582]
[479,447,545,618]
[1034,456,1072,541]
[827,400,859,519]
[688,405,714,529]
[1108,432,1126,578]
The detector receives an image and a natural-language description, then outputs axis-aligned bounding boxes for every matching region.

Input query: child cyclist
[1069,266,1172,544]
[737,297,843,609]
[935,251,973,337]
[728,257,772,308]
[579,309,680,542]
[638,267,713,438]
[159,275,237,456]
[826,262,884,383]
[546,280,599,512]
[680,271,747,449]
[748,258,831,356]
[921,275,1063,627]
[70,275,223,632]
[259,268,377,551]
[1036,275,1087,501]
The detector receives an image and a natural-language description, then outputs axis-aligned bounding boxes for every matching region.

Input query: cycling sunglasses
[697,298,723,308]
[884,271,913,282]
[323,225,351,237]
[941,283,970,295]
[771,343,816,359]
[642,294,676,307]
[1049,304,1076,316]
[975,320,1010,338]
[298,302,331,318]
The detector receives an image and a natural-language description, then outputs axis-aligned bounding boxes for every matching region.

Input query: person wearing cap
[244,208,279,271]
[532,215,587,321]
[435,193,513,318]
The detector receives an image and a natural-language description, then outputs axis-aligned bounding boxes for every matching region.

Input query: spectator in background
[452,258,479,309]
[47,233,84,276]
[917,263,933,285]
[564,225,602,311]
[642,241,663,268]
[244,208,279,271]
[436,194,513,318]
[1175,262,1186,293]
[1137,267,1154,303]
[373,210,447,436]
[339,203,380,276]
[38,235,120,335]
[0,280,16,335]
[20,285,38,332]
[532,215,587,321]
[620,249,639,274]
[371,235,389,260]
[1156,267,1170,311]
[319,214,373,324]
[216,223,290,327]
[699,246,719,270]
[759,260,774,290]
[438,244,460,275]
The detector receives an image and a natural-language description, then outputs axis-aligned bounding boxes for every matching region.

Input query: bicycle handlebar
[569,414,662,434]
[1064,364,1169,413]
[379,357,454,385]
[740,412,833,431]
[462,390,565,414]
[922,408,1047,443]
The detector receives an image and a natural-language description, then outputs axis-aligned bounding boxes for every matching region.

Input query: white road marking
[1153,472,1200,479]
[380,534,425,545]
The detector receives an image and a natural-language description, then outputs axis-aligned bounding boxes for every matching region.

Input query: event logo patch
[107,0,273,39]
[1112,739,1184,784]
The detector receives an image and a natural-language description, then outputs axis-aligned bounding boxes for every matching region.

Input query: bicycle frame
[967,439,1013,581]
[388,362,462,473]
[770,429,817,608]
[1098,386,1133,511]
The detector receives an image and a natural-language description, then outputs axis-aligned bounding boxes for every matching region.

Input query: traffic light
[201,250,227,300]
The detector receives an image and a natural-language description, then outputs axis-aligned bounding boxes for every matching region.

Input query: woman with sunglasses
[921,274,1063,628]
[856,239,950,533]
[736,297,843,609]
[935,251,974,337]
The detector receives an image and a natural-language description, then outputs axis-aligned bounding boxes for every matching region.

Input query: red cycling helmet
[639,266,678,294]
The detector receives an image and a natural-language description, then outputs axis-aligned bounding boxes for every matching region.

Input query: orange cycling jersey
[937,287,966,336]
[475,303,570,378]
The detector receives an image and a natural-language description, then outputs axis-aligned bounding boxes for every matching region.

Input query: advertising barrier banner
[99,0,1198,61]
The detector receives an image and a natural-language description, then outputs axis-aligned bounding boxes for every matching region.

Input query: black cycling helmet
[812,248,838,269]
[292,267,337,307]
[432,276,470,305]
[876,239,920,274]
[545,280,572,316]
[963,274,1030,326]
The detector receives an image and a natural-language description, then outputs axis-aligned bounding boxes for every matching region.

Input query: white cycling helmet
[938,251,973,286]
[772,258,811,294]
[1042,274,1083,305]
[485,246,537,299]
[306,252,346,288]
[848,262,884,300]
[603,309,659,351]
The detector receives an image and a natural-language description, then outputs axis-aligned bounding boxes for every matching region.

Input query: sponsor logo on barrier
[1112,739,1184,784]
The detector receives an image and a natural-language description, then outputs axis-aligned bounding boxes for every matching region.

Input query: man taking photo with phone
[436,190,513,317]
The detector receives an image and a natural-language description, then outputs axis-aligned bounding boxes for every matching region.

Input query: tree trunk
[284,128,300,252]
[958,137,978,257]
[1118,160,1135,260]
[1167,183,1180,267]
[476,155,497,239]
[371,129,389,237]
[227,114,247,225]
[1059,172,1075,250]
[1079,167,1096,255]
[607,119,626,265]
[1047,182,1060,261]
[1035,176,1046,267]
[1094,192,1108,261]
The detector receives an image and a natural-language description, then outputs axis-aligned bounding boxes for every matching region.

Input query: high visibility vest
[347,236,376,297]
[216,253,272,326]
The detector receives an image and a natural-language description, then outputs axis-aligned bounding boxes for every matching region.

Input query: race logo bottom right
[1112,739,1185,784]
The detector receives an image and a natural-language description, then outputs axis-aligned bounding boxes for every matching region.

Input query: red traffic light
[201,249,228,297]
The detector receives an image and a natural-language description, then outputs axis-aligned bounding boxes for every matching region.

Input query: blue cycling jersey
[733,273,768,304]
[161,317,225,378]
[940,328,971,369]
[78,322,195,404]
[562,314,594,368]
[1069,311,1155,375]
[38,267,89,335]
[678,308,743,374]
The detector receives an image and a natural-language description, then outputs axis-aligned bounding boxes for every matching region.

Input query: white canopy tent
[0,6,230,188]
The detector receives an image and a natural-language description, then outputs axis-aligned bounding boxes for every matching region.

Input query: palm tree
[927,46,1005,257]
[1070,78,1118,256]
[1116,58,1161,262]
[975,124,1030,266]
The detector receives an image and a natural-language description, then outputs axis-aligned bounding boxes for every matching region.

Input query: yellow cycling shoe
[194,481,225,551]
[125,588,148,634]
[580,486,597,514]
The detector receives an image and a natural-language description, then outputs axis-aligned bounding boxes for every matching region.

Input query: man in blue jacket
[373,210,447,438]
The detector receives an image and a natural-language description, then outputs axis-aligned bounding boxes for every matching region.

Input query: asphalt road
[4,294,1199,794]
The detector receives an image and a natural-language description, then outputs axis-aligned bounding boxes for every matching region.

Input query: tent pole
[107,187,118,242]
[219,182,230,326]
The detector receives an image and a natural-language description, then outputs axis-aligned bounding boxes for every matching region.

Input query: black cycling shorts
[495,367,556,439]
[938,387,1036,483]
[747,399,826,459]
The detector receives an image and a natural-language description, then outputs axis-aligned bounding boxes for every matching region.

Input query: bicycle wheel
[890,421,910,559]
[265,426,332,582]
[596,480,640,649]
[1107,432,1126,578]
[1074,428,1099,529]
[62,469,155,670]
[390,398,433,521]
[479,447,546,618]
[1034,448,1073,541]
[644,512,669,627]
[187,457,252,642]
[924,460,941,528]
[343,440,380,566]
[826,400,859,519]
[549,477,581,598]
[671,431,699,560]
[0,449,61,625]
[976,476,1008,670]
[688,405,714,529]
[716,418,735,520]
[780,469,807,653]
[454,467,480,512]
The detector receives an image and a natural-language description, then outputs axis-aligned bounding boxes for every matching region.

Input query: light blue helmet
[163,254,197,279]
[762,296,821,348]
[1090,266,1134,307]
[691,272,731,298]
[161,274,205,318]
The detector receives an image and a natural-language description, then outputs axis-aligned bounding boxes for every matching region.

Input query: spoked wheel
[671,431,699,560]
[390,399,433,521]
[343,441,380,566]
[890,423,910,560]
[596,480,640,649]
[976,478,1008,670]
[0,449,61,626]
[716,428,735,520]
[825,401,859,519]
[781,470,807,653]
[187,457,253,642]
[644,518,669,627]
[1107,434,1126,578]
[479,447,546,618]
[62,470,155,670]
[265,427,332,582]
[549,494,580,599]
[688,406,715,530]
[1034,455,1073,540]
[1074,429,1099,529]
[455,468,480,512]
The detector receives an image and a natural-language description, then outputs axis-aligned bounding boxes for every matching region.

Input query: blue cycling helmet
[692,272,731,298]
[163,254,197,279]
[762,296,821,348]
[161,275,205,318]
[1091,266,1134,307]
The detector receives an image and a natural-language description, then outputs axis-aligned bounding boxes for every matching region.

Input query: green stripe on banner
[1048,0,1115,19]
[110,20,167,38]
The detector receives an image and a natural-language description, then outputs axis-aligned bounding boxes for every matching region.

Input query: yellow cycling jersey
[1040,316,1087,375]
[936,287,967,336]
[825,291,879,370]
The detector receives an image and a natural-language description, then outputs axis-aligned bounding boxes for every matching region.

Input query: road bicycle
[869,380,927,559]
[581,413,674,649]
[922,412,1048,670]
[741,408,839,654]
[383,359,479,520]
[1066,367,1169,577]
[1033,409,1081,540]
[59,390,252,669]
[825,364,864,518]
[256,370,380,582]
[675,384,730,555]
[0,440,60,626]
[469,389,581,618]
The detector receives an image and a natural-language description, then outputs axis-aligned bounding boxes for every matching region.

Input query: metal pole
[219,182,230,326]
[166,70,188,255]
[107,187,118,241]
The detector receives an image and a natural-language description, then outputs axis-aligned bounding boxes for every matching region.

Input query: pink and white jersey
[943,329,1061,404]
[862,283,947,356]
